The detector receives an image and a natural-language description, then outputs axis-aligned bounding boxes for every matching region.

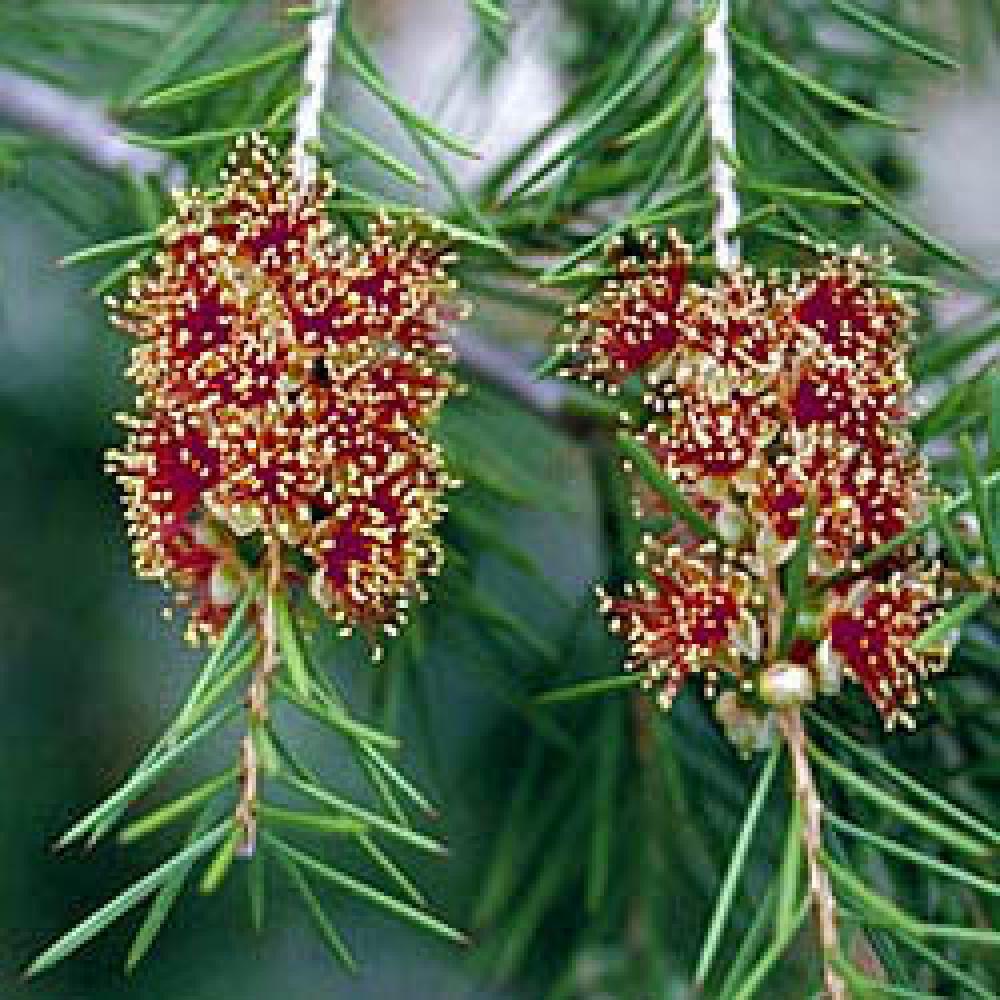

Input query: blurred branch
[452,327,574,421]
[0,67,187,186]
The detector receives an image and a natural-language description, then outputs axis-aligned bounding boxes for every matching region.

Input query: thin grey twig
[0,67,187,187]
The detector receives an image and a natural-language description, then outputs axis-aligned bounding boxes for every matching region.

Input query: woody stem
[236,538,283,858]
[778,708,846,1000]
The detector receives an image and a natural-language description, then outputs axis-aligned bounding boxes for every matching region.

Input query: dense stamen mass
[107,133,461,646]
[563,232,952,729]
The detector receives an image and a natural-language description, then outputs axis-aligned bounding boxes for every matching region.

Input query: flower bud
[209,560,242,608]
[758,662,815,708]
[715,692,777,754]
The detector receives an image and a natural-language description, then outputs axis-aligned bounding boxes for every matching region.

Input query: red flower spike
[821,569,951,728]
[565,237,960,730]
[107,132,461,640]
[749,438,927,574]
[559,230,690,389]
[600,541,758,709]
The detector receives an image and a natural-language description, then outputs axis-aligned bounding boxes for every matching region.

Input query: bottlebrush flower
[564,234,959,728]
[106,133,461,645]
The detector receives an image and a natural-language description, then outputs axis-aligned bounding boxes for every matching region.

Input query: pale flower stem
[236,539,283,858]
[779,709,847,1000]
[702,0,741,269]
[292,0,343,190]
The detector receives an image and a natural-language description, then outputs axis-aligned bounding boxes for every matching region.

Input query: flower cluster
[107,134,461,646]
[566,232,953,730]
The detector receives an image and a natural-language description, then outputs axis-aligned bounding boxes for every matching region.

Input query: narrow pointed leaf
[137,39,307,109]
[125,805,219,973]
[119,768,237,845]
[618,432,723,542]
[734,82,967,270]
[778,492,816,657]
[263,833,466,943]
[27,822,230,978]
[272,848,356,971]
[826,813,1000,898]
[280,772,447,855]
[808,744,988,856]
[731,29,908,129]
[826,0,961,70]
[695,744,781,987]
[808,711,1000,848]
[912,592,990,654]
[535,671,648,705]
[59,703,239,850]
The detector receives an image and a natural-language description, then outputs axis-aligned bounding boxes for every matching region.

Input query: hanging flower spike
[106,132,461,644]
[563,235,960,729]
[600,540,759,709]
[819,567,953,728]
[558,230,690,391]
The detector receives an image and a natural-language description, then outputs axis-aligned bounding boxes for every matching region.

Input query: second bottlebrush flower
[565,232,954,733]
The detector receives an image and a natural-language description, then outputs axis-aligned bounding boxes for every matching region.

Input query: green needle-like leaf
[912,592,991,654]
[734,81,967,270]
[58,703,239,850]
[119,767,237,845]
[124,805,219,973]
[199,830,238,894]
[117,2,237,108]
[958,433,1000,574]
[695,743,781,988]
[321,112,425,187]
[615,62,705,146]
[137,39,307,109]
[731,28,909,129]
[826,0,961,71]
[728,896,810,1000]
[737,178,862,207]
[263,833,466,944]
[27,822,231,978]
[618,432,723,543]
[60,230,158,267]
[271,847,357,971]
[280,772,447,856]
[535,671,648,705]
[777,492,816,657]
[826,813,1000,899]
[274,678,398,750]
[808,711,1000,848]
[272,593,311,699]
[929,500,972,576]
[808,744,988,856]
[358,833,427,908]
[334,37,478,159]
